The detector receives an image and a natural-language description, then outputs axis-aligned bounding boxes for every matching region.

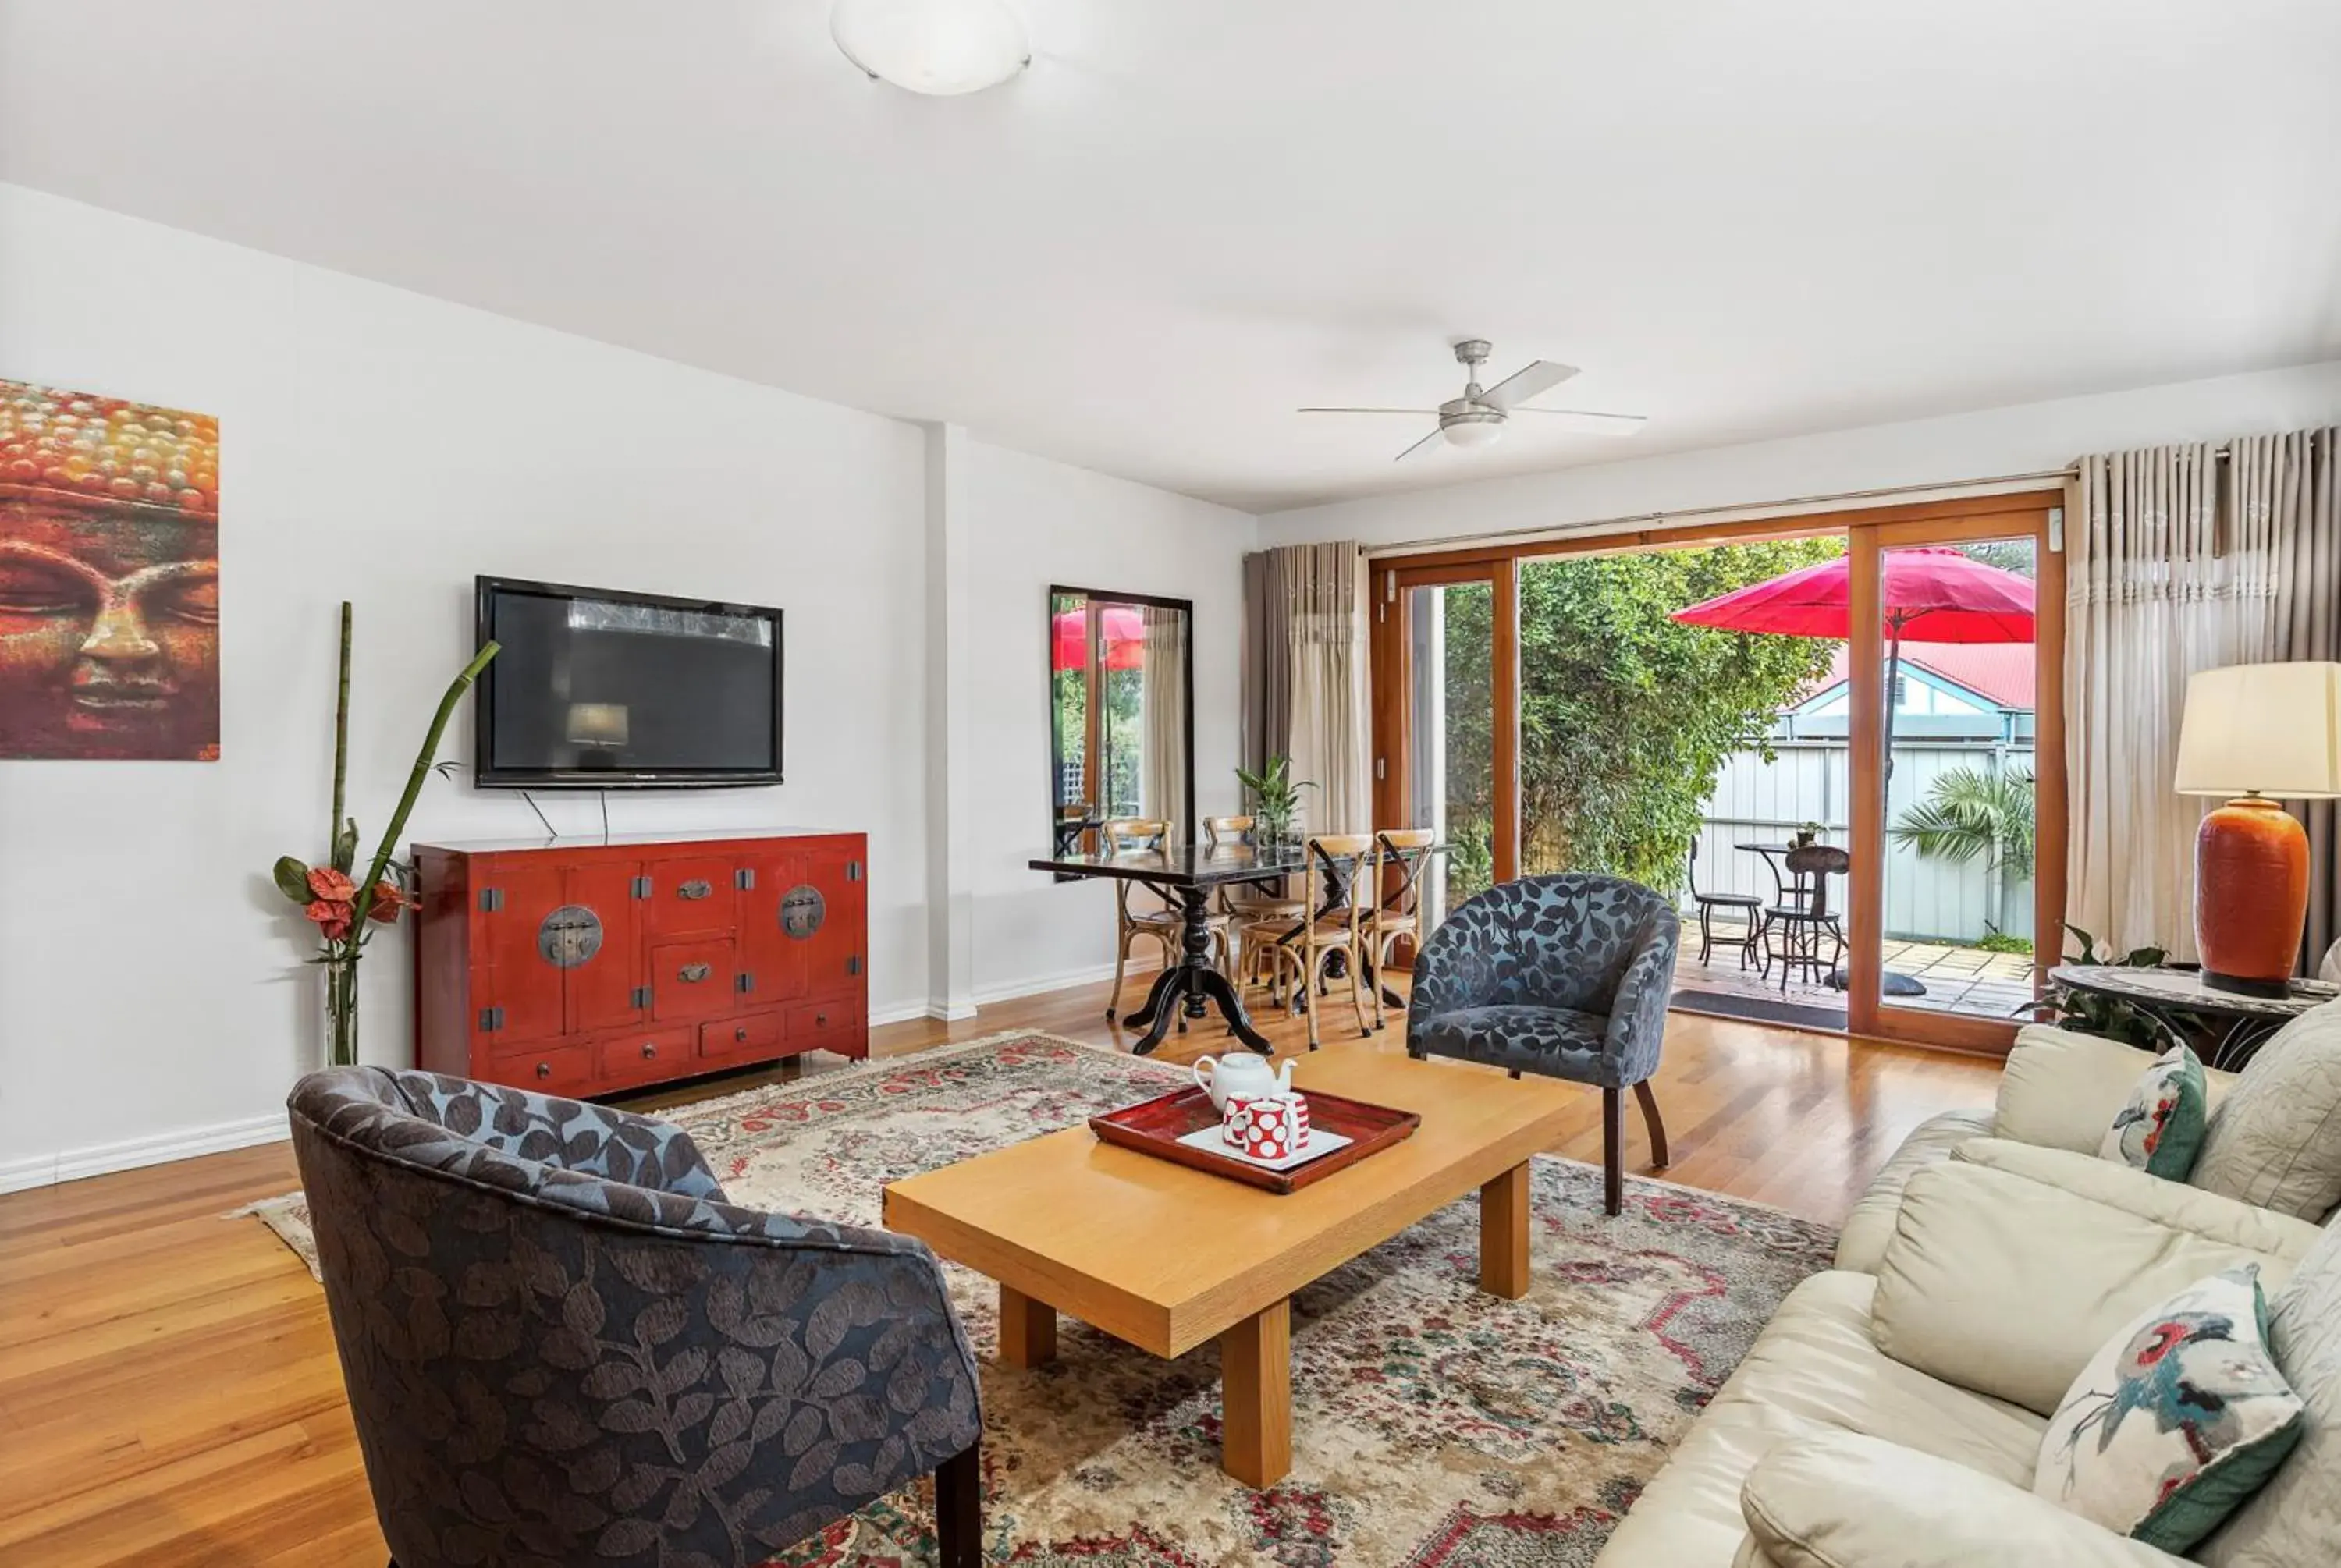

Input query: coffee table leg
[1479,1162,1531,1299]
[1220,1299,1292,1489]
[999,1284,1057,1368]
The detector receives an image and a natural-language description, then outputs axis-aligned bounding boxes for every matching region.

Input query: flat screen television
[472,576,783,789]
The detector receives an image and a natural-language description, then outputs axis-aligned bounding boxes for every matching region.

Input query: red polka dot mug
[1223,1092,1312,1161]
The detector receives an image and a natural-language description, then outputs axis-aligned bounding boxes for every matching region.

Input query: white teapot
[1192,1053,1295,1112]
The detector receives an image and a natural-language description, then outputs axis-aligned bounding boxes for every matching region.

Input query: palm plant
[1889,765,2035,879]
[1234,754,1316,844]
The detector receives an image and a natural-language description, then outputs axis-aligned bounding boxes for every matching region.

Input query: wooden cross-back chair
[1206,814,1305,993]
[1249,833,1375,1051]
[1103,818,1230,1024]
[1365,828,1436,1031]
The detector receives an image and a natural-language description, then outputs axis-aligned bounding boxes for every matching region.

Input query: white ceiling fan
[1300,339,1647,462]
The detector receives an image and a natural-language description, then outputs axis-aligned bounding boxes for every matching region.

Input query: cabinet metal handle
[535,1062,552,1080]
[677,879,713,900]
[678,963,712,983]
[815,1012,828,1027]
[734,1027,748,1044]
[641,1041,659,1059]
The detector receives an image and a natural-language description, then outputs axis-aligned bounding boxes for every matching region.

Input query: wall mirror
[1049,586,1194,857]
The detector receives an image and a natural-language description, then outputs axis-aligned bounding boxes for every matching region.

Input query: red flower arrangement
[269,603,497,1067]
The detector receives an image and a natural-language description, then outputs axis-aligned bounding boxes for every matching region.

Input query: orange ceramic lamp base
[2195,794,2308,997]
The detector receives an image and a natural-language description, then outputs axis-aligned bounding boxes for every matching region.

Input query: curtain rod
[1359,448,2236,559]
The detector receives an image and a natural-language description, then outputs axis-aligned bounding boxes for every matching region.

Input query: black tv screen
[473,576,782,789]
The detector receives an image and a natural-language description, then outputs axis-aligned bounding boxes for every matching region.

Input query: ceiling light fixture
[830,0,1030,96]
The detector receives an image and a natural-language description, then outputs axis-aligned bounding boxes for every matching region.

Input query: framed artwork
[0,378,219,760]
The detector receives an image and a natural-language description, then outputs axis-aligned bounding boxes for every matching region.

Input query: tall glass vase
[324,949,360,1068]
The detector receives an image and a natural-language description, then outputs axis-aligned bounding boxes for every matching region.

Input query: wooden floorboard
[0,974,1998,1566]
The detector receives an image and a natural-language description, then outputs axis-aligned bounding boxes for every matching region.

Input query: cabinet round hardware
[815,1012,828,1026]
[780,884,826,940]
[677,878,713,900]
[734,1027,748,1043]
[678,962,712,983]
[535,1062,552,1079]
[641,1042,658,1059]
[535,904,606,969]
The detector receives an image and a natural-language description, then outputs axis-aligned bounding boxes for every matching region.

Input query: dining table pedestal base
[1126,885,1274,1055]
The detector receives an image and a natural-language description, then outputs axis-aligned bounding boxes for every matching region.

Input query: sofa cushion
[1834,1110,1992,1274]
[1870,1162,2304,1417]
[1952,1141,2325,1265]
[1996,1024,2240,1155]
[2099,1045,2208,1180]
[2034,1265,2304,1552]
[2197,1220,2341,1566]
[1590,1271,2043,1568]
[2190,1000,2341,1221]
[1737,1433,2192,1568]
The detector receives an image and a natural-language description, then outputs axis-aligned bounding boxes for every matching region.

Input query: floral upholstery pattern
[286,1066,982,1568]
[1406,874,1680,1090]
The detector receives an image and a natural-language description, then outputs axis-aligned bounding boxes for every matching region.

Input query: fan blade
[1393,427,1445,463]
[1297,406,1444,415]
[1507,407,1648,435]
[1480,360,1579,410]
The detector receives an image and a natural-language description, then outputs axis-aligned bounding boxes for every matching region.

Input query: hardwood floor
[0,976,1997,1567]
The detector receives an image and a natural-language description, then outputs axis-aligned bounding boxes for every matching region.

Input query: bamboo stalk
[331,603,352,869]
[349,641,501,928]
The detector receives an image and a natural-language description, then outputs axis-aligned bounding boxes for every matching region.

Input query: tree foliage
[1440,539,1843,897]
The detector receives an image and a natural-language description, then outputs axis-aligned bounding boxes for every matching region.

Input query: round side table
[2047,965,2339,1071]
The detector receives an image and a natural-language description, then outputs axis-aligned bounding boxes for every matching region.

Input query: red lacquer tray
[1088,1086,1421,1194]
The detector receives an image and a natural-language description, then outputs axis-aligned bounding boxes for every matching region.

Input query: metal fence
[1691,738,2035,945]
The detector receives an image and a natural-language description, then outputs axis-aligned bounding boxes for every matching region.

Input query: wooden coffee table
[880,1050,1577,1488]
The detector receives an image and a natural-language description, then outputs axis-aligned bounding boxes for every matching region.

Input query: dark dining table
[1030,839,1444,1055]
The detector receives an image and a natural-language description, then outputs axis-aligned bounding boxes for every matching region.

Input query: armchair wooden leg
[1632,1080,1670,1168]
[935,1439,982,1568]
[1601,1087,1624,1216]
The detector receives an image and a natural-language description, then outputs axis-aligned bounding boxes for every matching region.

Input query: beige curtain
[1140,604,1188,843]
[2066,427,2341,963]
[1291,544,1373,837]
[1243,542,1372,836]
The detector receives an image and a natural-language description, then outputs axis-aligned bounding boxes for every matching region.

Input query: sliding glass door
[1369,495,2066,1056]
[1373,560,1515,939]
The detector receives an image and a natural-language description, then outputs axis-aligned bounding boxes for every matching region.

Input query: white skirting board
[0,961,1166,1194]
[0,1110,290,1194]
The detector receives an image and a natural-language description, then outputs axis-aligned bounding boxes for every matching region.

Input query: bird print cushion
[2101,1043,2208,1180]
[2034,1264,2306,1552]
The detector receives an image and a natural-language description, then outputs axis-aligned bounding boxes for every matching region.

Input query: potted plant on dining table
[1236,754,1316,847]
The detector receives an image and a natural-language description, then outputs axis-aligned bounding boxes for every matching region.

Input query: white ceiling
[4,1,2339,513]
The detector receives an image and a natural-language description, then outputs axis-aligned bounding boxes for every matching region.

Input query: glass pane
[1406,580,1493,933]
[1877,537,2038,1020]
[1517,540,1849,1021]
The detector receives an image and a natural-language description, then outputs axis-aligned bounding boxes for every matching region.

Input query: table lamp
[2173,661,2341,995]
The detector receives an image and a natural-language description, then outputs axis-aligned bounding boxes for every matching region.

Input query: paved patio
[1675,913,2036,1023]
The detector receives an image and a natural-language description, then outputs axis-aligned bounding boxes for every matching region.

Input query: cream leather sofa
[1593,1025,2338,1567]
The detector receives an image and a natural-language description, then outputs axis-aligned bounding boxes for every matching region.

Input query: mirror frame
[1046,584,1197,866]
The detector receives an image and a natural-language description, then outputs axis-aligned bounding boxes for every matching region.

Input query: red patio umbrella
[1671,545,2035,785]
[1052,605,1147,672]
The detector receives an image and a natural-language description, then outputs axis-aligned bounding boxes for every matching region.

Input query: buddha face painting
[0,381,219,761]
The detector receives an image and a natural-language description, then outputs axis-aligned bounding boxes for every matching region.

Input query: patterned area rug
[243,1033,1836,1566]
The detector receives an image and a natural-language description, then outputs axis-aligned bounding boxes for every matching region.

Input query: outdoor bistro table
[1031,839,1444,1055]
[2048,964,2339,1071]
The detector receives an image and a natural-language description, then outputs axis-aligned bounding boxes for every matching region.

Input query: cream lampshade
[2172,662,2341,995]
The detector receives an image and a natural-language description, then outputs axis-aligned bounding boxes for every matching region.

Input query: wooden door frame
[1369,558,1519,885]
[1846,500,2065,1055]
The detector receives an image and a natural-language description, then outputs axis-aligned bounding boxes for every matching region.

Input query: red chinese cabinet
[412,829,869,1097]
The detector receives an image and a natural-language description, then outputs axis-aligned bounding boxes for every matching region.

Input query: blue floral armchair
[1405,874,1680,1214]
[287,1066,983,1568]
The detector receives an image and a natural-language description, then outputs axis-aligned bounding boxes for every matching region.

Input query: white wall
[961,442,1252,1002]
[1261,360,2341,548]
[0,183,1254,1186]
